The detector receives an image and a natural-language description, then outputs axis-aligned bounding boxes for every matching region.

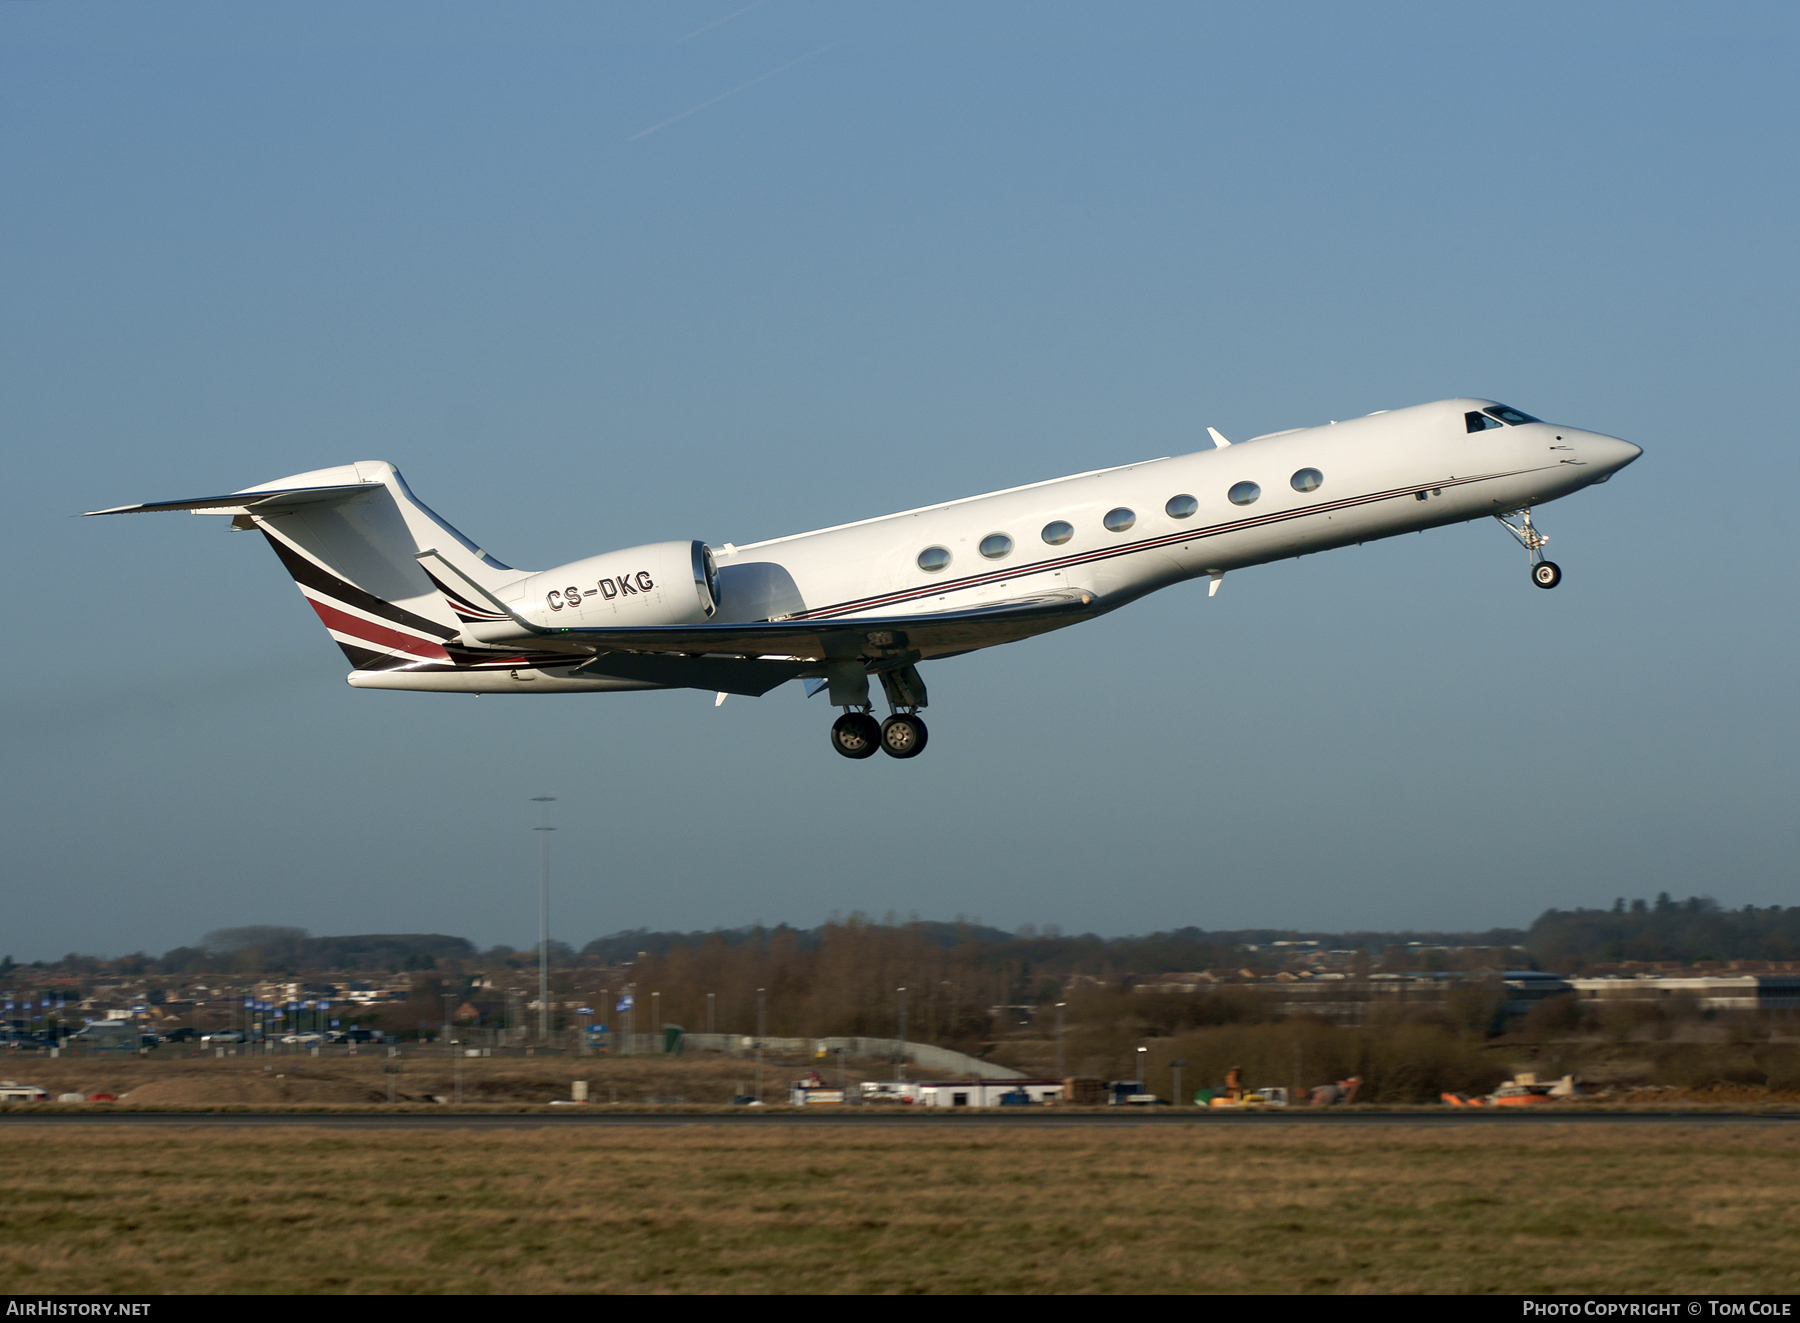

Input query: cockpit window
[1484,405,1541,426]
[1466,411,1504,433]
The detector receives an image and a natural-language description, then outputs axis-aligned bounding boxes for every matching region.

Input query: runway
[3,1109,1794,1129]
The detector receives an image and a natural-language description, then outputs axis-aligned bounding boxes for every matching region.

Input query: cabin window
[1466,411,1504,433]
[1103,507,1136,532]
[917,546,952,572]
[1165,494,1197,519]
[1290,468,1323,493]
[979,533,1014,560]
[1484,404,1541,426]
[1041,520,1074,545]
[1227,481,1261,507]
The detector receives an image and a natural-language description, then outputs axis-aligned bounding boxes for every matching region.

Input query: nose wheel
[1495,509,1563,590]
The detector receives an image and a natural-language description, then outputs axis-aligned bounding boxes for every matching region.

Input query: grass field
[3,1124,1798,1294]
[0,1049,846,1106]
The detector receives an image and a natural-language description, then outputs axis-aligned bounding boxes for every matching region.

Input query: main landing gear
[830,710,930,760]
[825,662,931,761]
[1495,508,1562,590]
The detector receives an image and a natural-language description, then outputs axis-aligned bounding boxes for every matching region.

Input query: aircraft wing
[416,548,1100,664]
[550,590,1102,663]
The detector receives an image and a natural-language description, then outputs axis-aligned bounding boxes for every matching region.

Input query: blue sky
[3,2,1796,960]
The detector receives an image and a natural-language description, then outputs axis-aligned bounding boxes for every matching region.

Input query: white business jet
[88,398,1639,760]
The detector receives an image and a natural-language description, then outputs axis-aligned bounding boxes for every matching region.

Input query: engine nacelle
[514,540,718,629]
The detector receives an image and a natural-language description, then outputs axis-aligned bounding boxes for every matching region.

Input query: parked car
[326,1028,384,1044]
[159,1027,200,1044]
[200,1030,247,1044]
[66,1024,142,1048]
[280,1032,325,1045]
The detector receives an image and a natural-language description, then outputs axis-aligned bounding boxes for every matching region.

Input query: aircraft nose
[1585,433,1642,475]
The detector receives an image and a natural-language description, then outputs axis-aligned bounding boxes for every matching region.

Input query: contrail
[679,0,770,42]
[628,41,838,142]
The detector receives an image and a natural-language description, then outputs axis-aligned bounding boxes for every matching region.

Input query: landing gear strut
[875,662,929,759]
[1495,508,1562,590]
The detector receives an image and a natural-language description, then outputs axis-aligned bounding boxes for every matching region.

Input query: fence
[674,1033,1023,1079]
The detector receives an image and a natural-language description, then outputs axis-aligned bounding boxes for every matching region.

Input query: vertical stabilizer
[236,463,524,671]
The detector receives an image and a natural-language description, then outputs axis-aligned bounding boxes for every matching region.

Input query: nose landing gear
[1495,508,1562,590]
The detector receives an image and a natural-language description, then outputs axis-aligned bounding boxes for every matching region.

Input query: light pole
[706,992,715,1036]
[1136,1045,1147,1095]
[1055,1002,1067,1079]
[896,987,908,1083]
[755,987,766,1103]
[530,795,555,1043]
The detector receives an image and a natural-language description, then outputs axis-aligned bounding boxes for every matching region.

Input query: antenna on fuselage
[1207,427,1232,449]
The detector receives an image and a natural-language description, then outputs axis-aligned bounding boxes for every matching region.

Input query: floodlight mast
[531,795,556,1043]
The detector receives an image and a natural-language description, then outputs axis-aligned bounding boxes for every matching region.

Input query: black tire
[830,712,881,760]
[880,714,929,759]
[1532,561,1562,590]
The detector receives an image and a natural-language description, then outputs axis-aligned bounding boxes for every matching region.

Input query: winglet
[1207,427,1232,449]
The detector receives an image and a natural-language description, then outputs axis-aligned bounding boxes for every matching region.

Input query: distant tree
[202,925,309,953]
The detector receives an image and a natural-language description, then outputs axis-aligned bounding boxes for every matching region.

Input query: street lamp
[755,987,766,1103]
[530,795,555,1043]
[1055,1002,1067,1079]
[896,987,908,1083]
[1136,1045,1147,1095]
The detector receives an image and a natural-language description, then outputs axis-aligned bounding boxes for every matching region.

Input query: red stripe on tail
[307,598,451,662]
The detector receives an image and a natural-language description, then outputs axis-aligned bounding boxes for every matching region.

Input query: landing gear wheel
[829,712,881,760]
[1532,561,1562,590]
[880,714,929,759]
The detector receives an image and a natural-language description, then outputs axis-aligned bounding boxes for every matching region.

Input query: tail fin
[88,462,525,672]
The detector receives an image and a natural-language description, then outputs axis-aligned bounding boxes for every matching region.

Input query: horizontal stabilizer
[83,483,379,517]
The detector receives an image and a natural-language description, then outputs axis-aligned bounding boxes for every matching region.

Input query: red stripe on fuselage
[307,598,451,661]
